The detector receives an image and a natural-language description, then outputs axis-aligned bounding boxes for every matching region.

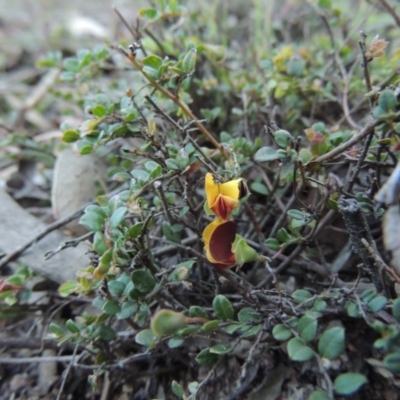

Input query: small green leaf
[109,207,127,228]
[250,182,269,195]
[99,325,116,341]
[195,348,219,366]
[135,329,154,347]
[162,221,181,243]
[287,56,305,77]
[93,232,108,255]
[58,281,78,297]
[276,228,291,244]
[378,89,397,112]
[274,129,292,148]
[209,344,232,354]
[61,129,80,143]
[384,352,400,373]
[102,299,121,315]
[287,337,314,361]
[314,300,327,312]
[298,315,318,342]
[49,322,64,337]
[241,324,261,337]
[116,301,138,320]
[139,8,158,19]
[131,269,156,293]
[264,238,280,250]
[334,372,367,395]
[309,389,331,400]
[151,309,187,336]
[92,104,107,117]
[392,298,400,322]
[171,380,185,398]
[65,319,80,334]
[368,296,387,312]
[292,289,313,305]
[182,48,197,73]
[202,320,219,331]
[79,209,105,232]
[360,289,376,303]
[318,327,345,360]
[189,306,209,319]
[254,146,280,162]
[213,295,234,321]
[345,300,361,318]
[238,307,260,323]
[107,281,126,297]
[128,222,144,239]
[287,209,306,220]
[142,54,163,69]
[169,259,196,281]
[168,338,184,348]
[272,324,293,341]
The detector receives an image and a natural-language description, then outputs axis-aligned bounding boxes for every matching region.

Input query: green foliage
[333,372,368,395]
[6,0,400,397]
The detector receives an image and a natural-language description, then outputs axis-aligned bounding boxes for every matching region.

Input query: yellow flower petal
[219,178,242,199]
[202,219,221,246]
[205,173,220,210]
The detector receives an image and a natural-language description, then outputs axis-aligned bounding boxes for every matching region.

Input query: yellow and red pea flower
[202,219,237,269]
[202,218,260,270]
[205,173,247,221]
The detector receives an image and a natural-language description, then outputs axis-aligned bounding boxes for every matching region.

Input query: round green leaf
[65,319,80,334]
[171,380,185,398]
[334,372,367,395]
[292,289,313,305]
[393,298,400,322]
[62,129,80,143]
[345,300,361,318]
[135,329,154,347]
[102,299,121,315]
[318,326,345,360]
[254,146,280,162]
[209,344,232,355]
[384,352,400,373]
[272,324,292,341]
[202,320,220,331]
[168,338,184,348]
[298,315,318,342]
[195,348,219,367]
[213,295,234,321]
[189,306,209,319]
[309,389,330,400]
[109,207,127,229]
[287,338,314,361]
[131,269,156,293]
[116,301,138,320]
[368,296,387,312]
[238,307,260,323]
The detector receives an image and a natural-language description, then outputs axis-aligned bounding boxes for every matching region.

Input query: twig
[153,181,174,223]
[44,232,93,260]
[0,355,77,364]
[359,32,373,108]
[338,197,382,292]
[0,207,84,269]
[378,0,400,27]
[361,237,400,284]
[189,356,223,400]
[119,45,225,157]
[310,118,381,164]
[56,345,79,400]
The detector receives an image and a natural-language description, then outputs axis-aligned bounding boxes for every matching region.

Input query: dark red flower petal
[209,220,237,262]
